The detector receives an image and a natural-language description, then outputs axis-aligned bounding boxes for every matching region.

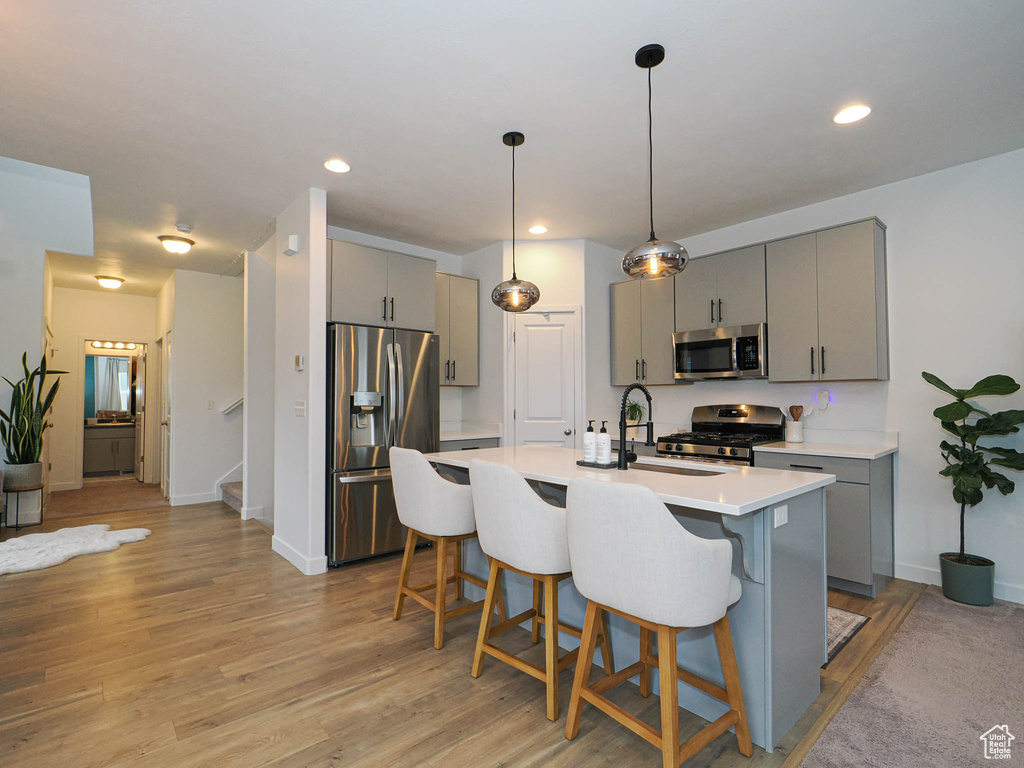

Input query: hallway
[42,477,166,524]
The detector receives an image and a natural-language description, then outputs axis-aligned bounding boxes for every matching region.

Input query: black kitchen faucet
[618,383,655,470]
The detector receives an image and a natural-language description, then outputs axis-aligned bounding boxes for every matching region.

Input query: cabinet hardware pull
[710,300,715,324]
[563,429,572,436]
[452,360,456,381]
[718,298,722,324]
[642,359,647,380]
[810,346,815,375]
[821,346,826,375]
[790,464,824,471]
[390,297,394,322]
[382,297,387,320]
[444,360,450,381]
[635,359,640,381]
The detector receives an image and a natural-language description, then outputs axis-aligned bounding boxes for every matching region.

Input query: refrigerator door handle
[385,342,396,447]
[334,468,392,484]
[394,342,406,446]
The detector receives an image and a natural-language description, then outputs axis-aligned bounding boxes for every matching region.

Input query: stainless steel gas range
[656,404,786,466]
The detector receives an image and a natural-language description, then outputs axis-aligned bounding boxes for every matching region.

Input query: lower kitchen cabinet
[84,426,135,475]
[754,450,893,597]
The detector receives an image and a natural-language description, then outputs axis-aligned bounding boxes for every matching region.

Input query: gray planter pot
[2,462,42,490]
[940,552,995,606]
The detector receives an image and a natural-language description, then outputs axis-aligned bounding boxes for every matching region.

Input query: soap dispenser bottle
[583,420,597,462]
[597,421,612,464]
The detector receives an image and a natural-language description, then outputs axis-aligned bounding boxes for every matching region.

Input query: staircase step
[221,482,243,513]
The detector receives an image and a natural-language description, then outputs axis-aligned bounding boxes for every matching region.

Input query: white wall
[168,270,244,505]
[243,240,276,523]
[273,188,329,574]
[0,158,92,413]
[48,287,158,490]
[586,148,1024,602]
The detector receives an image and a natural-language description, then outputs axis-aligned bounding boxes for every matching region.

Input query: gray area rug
[804,586,1024,767]
[826,606,869,666]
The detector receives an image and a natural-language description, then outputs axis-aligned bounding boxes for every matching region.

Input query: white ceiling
[4,0,1024,295]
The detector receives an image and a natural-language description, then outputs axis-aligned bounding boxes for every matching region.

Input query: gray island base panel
[428,454,827,753]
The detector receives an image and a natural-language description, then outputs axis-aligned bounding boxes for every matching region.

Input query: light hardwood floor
[0,495,924,767]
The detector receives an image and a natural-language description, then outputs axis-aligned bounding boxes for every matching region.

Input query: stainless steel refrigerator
[327,323,439,565]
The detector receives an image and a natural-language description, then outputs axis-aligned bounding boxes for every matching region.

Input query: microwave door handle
[395,342,405,445]
[385,343,396,447]
[731,337,739,373]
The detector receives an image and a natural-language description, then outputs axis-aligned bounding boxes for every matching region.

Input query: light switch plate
[294,400,306,418]
[773,505,788,528]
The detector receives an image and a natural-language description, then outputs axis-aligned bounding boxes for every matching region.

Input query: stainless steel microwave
[672,323,768,381]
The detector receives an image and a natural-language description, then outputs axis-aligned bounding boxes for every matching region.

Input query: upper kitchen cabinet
[435,272,479,386]
[674,244,766,332]
[610,276,675,386]
[329,239,436,332]
[766,219,888,382]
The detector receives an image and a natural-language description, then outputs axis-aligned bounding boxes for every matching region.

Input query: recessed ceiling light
[324,158,351,173]
[833,104,871,124]
[96,276,124,289]
[528,225,548,235]
[158,235,195,254]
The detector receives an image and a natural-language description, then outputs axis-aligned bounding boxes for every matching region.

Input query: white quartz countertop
[754,441,898,460]
[425,445,834,517]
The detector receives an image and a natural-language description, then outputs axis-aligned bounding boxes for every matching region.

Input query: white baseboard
[170,491,219,507]
[241,505,264,521]
[897,561,1024,605]
[48,481,81,493]
[272,535,328,575]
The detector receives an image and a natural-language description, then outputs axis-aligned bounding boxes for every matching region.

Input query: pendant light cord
[511,142,517,280]
[647,65,656,242]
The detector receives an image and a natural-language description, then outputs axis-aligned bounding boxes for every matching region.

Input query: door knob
[563,429,572,436]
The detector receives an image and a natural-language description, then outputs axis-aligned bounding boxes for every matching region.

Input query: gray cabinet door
[387,253,436,332]
[435,273,450,385]
[673,256,717,332]
[816,221,881,381]
[640,277,676,385]
[114,437,135,472]
[448,275,479,386]
[766,233,819,382]
[330,240,390,326]
[826,482,873,584]
[83,438,113,473]
[716,244,766,327]
[610,280,642,386]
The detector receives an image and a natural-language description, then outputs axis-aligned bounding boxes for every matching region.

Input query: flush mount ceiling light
[95,276,124,289]
[528,225,548,235]
[159,235,194,254]
[324,158,351,173]
[834,104,871,124]
[622,43,688,280]
[491,132,541,313]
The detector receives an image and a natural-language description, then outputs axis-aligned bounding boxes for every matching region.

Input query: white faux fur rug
[0,524,151,575]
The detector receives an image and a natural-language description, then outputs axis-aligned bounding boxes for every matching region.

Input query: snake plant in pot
[1,353,66,489]
[922,371,1024,606]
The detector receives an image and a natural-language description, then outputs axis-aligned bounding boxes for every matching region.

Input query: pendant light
[622,44,688,279]
[491,131,540,312]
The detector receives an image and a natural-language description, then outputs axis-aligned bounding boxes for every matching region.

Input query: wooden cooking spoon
[789,405,804,422]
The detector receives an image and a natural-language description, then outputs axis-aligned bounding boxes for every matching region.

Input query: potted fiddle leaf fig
[922,371,1024,606]
[1,353,66,489]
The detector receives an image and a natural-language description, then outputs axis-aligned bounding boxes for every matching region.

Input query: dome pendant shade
[491,131,540,312]
[491,277,540,312]
[623,43,687,280]
[622,238,688,279]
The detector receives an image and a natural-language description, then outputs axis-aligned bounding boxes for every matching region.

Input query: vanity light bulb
[103,342,114,348]
[92,341,103,348]
[127,343,136,350]
[115,342,126,349]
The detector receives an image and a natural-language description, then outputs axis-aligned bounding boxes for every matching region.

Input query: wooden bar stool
[468,459,613,722]
[390,447,502,650]
[564,478,752,767]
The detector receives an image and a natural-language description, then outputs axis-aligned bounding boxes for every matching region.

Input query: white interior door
[513,311,577,448]
[160,332,172,499]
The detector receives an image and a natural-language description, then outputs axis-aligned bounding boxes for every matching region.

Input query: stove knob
[730,448,739,457]
[675,443,683,451]
[718,447,727,455]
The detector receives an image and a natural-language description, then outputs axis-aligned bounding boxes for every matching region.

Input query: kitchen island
[425,445,835,752]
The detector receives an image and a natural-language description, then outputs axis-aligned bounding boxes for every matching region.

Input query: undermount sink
[628,462,721,477]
